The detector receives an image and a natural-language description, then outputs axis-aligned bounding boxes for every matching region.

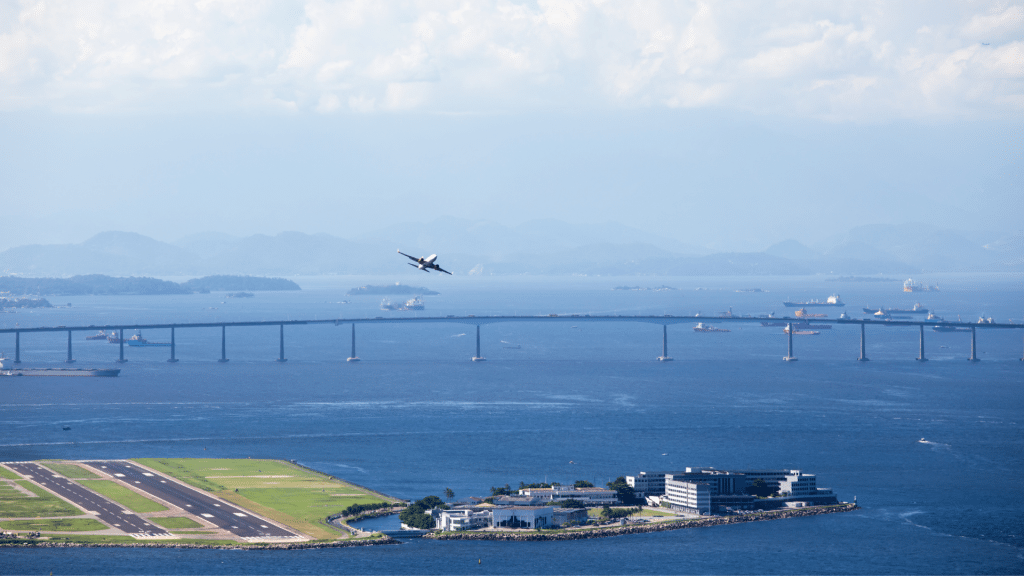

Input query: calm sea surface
[1,274,1022,574]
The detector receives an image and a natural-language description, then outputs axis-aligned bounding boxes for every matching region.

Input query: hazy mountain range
[0,219,1019,278]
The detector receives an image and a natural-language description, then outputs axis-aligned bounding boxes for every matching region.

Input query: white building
[435,508,492,531]
[492,506,554,529]
[664,480,711,515]
[627,471,678,497]
[517,486,618,505]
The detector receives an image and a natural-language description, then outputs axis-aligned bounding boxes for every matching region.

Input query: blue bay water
[1,274,1022,574]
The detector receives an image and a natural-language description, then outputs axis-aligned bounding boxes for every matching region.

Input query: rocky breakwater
[427,503,859,542]
[0,537,398,550]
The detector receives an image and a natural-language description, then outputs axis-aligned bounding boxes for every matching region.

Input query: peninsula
[0,275,300,297]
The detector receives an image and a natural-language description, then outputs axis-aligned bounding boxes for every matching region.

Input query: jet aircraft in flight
[397,250,452,275]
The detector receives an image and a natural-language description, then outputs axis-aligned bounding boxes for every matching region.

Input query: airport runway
[5,462,170,538]
[83,460,299,540]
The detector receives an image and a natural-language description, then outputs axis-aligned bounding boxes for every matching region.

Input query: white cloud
[0,0,1021,119]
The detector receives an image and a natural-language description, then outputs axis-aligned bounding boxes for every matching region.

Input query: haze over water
[2,274,1022,574]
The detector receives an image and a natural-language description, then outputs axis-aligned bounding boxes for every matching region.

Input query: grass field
[0,466,20,480]
[0,518,107,532]
[0,481,81,518]
[149,516,202,529]
[136,458,392,539]
[77,480,168,513]
[39,462,100,479]
[639,508,676,517]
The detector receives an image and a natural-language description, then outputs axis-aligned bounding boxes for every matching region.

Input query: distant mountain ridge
[0,220,1016,277]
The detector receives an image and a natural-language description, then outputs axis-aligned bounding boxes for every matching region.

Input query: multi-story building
[492,506,554,529]
[635,467,837,514]
[517,485,618,505]
[664,480,711,515]
[434,508,493,531]
[552,507,588,527]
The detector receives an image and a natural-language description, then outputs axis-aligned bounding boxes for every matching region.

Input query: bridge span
[1,315,1021,364]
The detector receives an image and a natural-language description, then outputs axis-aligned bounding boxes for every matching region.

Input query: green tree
[558,498,588,509]
[444,487,455,502]
[745,478,774,498]
[574,480,594,488]
[606,476,640,505]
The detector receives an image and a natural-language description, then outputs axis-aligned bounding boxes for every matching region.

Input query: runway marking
[114,473,124,477]
[201,513,214,518]
[233,513,247,517]
[142,473,153,476]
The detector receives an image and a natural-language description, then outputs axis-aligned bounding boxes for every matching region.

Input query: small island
[0,296,52,309]
[348,283,439,296]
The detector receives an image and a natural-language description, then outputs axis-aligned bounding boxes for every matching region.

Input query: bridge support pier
[14,331,20,363]
[117,329,126,363]
[657,325,672,361]
[277,324,287,362]
[168,327,178,362]
[472,325,485,361]
[218,326,229,363]
[347,324,359,362]
[65,330,74,363]
[858,323,869,361]
[783,324,797,361]
[916,325,927,361]
[969,327,980,362]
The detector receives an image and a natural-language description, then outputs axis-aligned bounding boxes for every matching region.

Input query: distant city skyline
[0,1,1020,253]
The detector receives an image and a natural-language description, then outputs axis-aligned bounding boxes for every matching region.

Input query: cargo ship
[904,278,939,292]
[693,323,730,332]
[782,294,844,307]
[761,321,832,329]
[862,303,929,315]
[794,308,828,318]
[381,297,425,311]
[85,330,110,340]
[0,359,120,377]
[784,326,819,335]
[125,332,171,347]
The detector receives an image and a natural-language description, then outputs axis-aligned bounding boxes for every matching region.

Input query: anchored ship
[904,278,939,292]
[782,294,844,307]
[0,358,120,377]
[693,323,730,332]
[381,297,425,311]
[862,303,929,315]
[125,331,171,347]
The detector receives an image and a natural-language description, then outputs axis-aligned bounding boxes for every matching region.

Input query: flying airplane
[397,250,452,275]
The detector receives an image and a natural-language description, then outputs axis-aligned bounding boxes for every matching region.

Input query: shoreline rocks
[426,504,859,541]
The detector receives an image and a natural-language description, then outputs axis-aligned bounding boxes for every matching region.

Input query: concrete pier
[65,330,74,363]
[472,325,485,361]
[168,327,178,362]
[347,324,360,362]
[277,324,287,363]
[783,324,797,361]
[858,323,869,361]
[657,325,672,362]
[916,325,927,362]
[969,326,980,362]
[117,329,126,363]
[218,326,229,363]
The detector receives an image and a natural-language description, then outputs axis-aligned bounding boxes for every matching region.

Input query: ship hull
[2,368,121,377]
[783,302,844,307]
[126,342,171,347]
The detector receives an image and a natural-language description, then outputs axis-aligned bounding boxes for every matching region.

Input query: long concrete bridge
[1,315,1021,364]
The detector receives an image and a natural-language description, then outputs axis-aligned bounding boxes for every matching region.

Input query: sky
[0,0,1021,252]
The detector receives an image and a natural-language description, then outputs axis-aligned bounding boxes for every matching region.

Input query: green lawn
[0,466,21,480]
[78,480,168,513]
[150,516,202,529]
[639,508,675,517]
[40,462,100,479]
[1,518,107,532]
[136,458,392,539]
[0,481,81,518]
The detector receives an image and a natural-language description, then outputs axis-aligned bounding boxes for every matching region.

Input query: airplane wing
[425,254,438,263]
[408,263,430,272]
[436,266,452,275]
[397,250,419,262]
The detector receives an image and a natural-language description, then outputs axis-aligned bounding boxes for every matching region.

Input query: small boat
[62,425,71,431]
[784,326,819,335]
[125,331,171,347]
[693,323,730,332]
